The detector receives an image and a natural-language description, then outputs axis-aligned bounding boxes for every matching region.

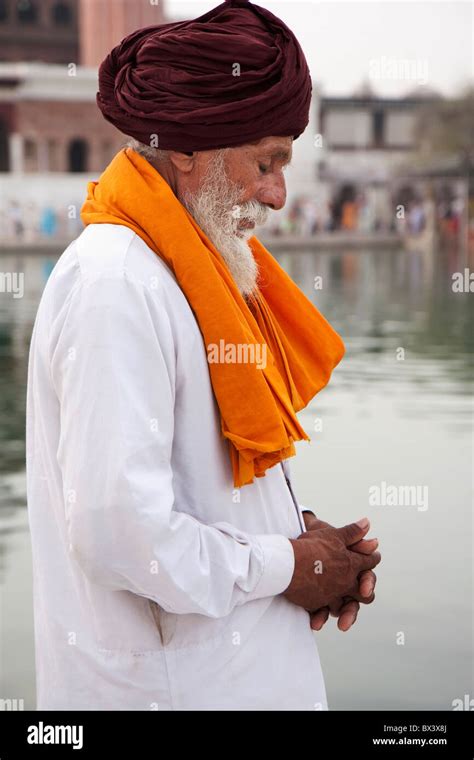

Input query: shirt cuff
[248,534,295,601]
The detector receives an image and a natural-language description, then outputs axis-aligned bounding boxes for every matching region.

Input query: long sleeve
[50,270,294,619]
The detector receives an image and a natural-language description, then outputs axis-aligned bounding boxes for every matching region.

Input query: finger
[349,537,379,555]
[310,607,330,631]
[303,514,329,531]
[354,550,381,573]
[341,590,375,605]
[337,600,360,632]
[328,594,359,616]
[329,599,344,617]
[338,518,370,547]
[358,570,377,598]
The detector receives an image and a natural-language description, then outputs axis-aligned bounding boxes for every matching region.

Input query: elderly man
[26,0,380,710]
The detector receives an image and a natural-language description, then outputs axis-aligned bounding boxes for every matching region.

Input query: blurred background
[0,0,472,711]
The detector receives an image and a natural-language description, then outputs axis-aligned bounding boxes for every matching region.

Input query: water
[0,243,472,710]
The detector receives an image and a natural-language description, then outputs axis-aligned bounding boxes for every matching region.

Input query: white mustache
[233,201,269,227]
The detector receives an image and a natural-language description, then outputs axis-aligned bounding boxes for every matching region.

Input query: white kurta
[26,222,328,711]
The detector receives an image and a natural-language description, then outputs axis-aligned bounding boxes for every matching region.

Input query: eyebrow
[262,149,292,165]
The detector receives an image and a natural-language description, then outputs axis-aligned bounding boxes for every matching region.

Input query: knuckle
[370,551,381,567]
[346,523,360,541]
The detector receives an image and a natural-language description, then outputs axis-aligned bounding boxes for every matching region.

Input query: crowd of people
[0,189,467,247]
[1,201,83,243]
[265,187,467,244]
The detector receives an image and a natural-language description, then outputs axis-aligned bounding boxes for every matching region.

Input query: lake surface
[0,242,472,710]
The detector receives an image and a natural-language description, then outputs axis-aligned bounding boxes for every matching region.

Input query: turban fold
[96,0,312,152]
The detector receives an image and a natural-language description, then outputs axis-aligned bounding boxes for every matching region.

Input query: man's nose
[257,174,286,211]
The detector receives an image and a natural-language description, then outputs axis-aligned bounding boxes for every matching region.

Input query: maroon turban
[96,0,312,152]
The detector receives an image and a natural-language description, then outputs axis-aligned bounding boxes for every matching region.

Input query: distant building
[314,89,442,233]
[318,90,441,185]
[0,62,123,173]
[0,0,79,64]
[80,0,166,67]
[0,0,168,175]
[0,0,166,66]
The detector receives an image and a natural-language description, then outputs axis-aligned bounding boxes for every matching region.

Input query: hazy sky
[168,0,472,97]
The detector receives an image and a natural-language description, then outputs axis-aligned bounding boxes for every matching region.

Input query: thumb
[338,518,370,546]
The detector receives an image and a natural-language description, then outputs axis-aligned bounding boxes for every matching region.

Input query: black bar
[0,709,472,756]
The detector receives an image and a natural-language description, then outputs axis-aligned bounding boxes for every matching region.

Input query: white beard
[180,150,269,297]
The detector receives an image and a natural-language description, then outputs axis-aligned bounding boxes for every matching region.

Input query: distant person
[341,200,358,230]
[301,197,319,235]
[8,201,23,240]
[40,206,57,238]
[357,193,375,233]
[408,201,426,235]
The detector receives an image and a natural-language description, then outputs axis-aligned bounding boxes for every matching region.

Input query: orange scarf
[81,148,345,486]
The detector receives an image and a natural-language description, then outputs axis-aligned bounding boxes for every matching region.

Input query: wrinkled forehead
[235,136,294,164]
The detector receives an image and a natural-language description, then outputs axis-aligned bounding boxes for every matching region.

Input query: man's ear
[168,151,195,173]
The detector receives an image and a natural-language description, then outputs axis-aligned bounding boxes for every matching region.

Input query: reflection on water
[0,242,472,709]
